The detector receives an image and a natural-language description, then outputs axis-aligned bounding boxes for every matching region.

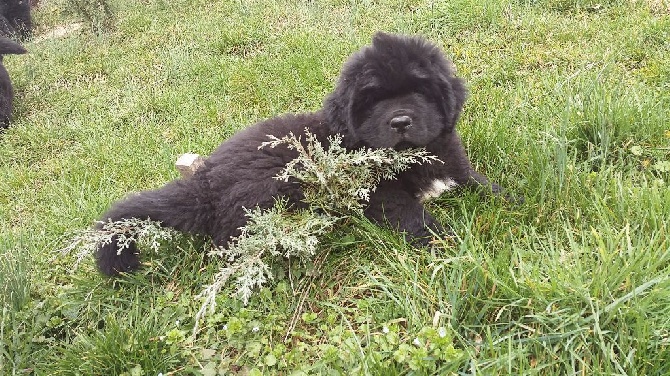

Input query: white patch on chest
[418,177,459,202]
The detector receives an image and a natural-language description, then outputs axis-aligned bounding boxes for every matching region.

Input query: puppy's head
[324,32,467,149]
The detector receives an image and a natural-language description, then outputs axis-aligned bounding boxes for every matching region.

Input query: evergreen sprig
[58,218,176,270]
[262,131,441,214]
[195,131,439,332]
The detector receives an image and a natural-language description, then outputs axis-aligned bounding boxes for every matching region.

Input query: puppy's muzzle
[390,115,412,133]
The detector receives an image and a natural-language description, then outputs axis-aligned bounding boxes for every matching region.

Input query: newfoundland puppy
[96,32,511,276]
[0,0,32,40]
[0,35,26,129]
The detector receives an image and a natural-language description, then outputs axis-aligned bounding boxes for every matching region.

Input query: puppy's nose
[390,115,412,132]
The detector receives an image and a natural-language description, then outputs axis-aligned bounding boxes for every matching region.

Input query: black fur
[0,0,32,40]
[96,32,512,276]
[0,35,26,129]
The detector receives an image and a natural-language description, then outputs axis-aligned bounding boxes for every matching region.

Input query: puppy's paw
[488,183,524,205]
[505,193,525,205]
[408,222,454,248]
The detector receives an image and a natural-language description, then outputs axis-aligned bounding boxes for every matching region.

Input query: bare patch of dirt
[32,22,84,43]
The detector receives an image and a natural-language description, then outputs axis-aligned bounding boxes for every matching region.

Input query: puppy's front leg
[467,169,504,194]
[365,182,446,246]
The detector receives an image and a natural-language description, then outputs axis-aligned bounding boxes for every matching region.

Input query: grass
[1,0,669,374]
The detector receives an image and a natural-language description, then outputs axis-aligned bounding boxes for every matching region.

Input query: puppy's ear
[323,86,348,133]
[323,51,367,148]
[371,31,395,48]
[435,69,467,134]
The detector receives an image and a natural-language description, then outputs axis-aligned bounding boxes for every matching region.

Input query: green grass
[2,0,670,374]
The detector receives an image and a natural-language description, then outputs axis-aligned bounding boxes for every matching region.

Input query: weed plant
[64,0,115,33]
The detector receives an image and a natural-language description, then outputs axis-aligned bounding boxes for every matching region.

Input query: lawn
[1,0,669,374]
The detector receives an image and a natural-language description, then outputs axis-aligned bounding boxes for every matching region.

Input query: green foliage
[0,243,31,373]
[49,299,186,374]
[0,242,29,311]
[63,0,115,33]
[196,302,464,374]
[628,130,670,177]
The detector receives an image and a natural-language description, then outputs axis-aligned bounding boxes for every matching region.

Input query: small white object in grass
[418,177,458,202]
[413,337,421,346]
[432,310,442,327]
[175,153,205,178]
[382,326,390,334]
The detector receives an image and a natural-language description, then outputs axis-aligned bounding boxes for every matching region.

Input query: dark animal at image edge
[0,35,26,129]
[96,32,518,276]
[0,0,33,40]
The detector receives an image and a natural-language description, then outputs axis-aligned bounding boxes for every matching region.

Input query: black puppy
[0,0,32,40]
[96,33,513,276]
[0,35,26,129]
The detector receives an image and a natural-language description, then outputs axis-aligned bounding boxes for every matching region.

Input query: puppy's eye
[360,93,378,106]
[359,88,390,105]
[352,93,380,118]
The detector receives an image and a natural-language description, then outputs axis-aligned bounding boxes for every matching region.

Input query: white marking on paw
[418,177,458,202]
